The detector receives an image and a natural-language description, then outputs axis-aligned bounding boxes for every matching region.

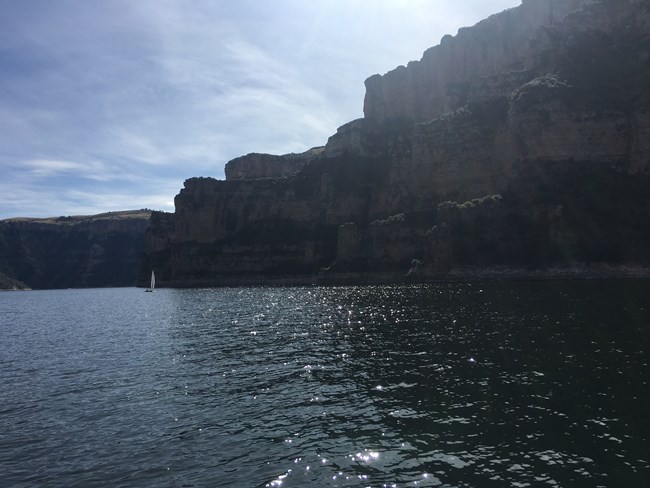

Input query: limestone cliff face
[363,0,593,123]
[0,211,151,289]
[224,147,324,180]
[141,0,650,286]
[140,153,389,285]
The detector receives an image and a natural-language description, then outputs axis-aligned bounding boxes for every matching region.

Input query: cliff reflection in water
[1,281,648,487]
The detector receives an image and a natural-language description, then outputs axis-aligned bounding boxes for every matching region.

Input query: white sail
[151,271,156,290]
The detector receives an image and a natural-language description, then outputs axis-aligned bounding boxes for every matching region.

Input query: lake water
[1,281,648,487]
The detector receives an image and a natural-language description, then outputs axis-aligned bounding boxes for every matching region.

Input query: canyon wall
[0,210,151,289]
[140,0,650,287]
[362,0,593,123]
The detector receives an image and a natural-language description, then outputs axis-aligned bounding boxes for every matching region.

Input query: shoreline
[139,264,650,289]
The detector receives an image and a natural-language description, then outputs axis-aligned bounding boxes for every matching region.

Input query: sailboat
[145,270,155,292]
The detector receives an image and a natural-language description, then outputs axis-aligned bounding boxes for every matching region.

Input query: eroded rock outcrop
[225,147,324,180]
[140,0,650,286]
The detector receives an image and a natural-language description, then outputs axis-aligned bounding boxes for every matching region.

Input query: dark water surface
[1,281,649,487]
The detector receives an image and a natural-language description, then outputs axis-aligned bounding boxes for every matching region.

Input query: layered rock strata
[140,0,650,287]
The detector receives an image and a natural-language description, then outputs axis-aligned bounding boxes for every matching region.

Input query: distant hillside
[0,210,152,289]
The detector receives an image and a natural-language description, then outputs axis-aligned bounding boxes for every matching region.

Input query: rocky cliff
[140,0,650,287]
[363,0,593,123]
[225,147,324,180]
[0,210,151,289]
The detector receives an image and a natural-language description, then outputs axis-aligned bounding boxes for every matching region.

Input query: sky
[0,0,521,219]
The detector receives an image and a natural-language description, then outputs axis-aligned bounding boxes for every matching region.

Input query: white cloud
[108,132,170,167]
[0,0,523,219]
[0,179,179,220]
[24,159,102,178]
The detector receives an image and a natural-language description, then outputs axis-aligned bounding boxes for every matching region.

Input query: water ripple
[0,282,649,486]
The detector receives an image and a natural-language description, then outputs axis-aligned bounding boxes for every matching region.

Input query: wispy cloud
[0,177,178,220]
[23,159,107,179]
[0,0,521,219]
